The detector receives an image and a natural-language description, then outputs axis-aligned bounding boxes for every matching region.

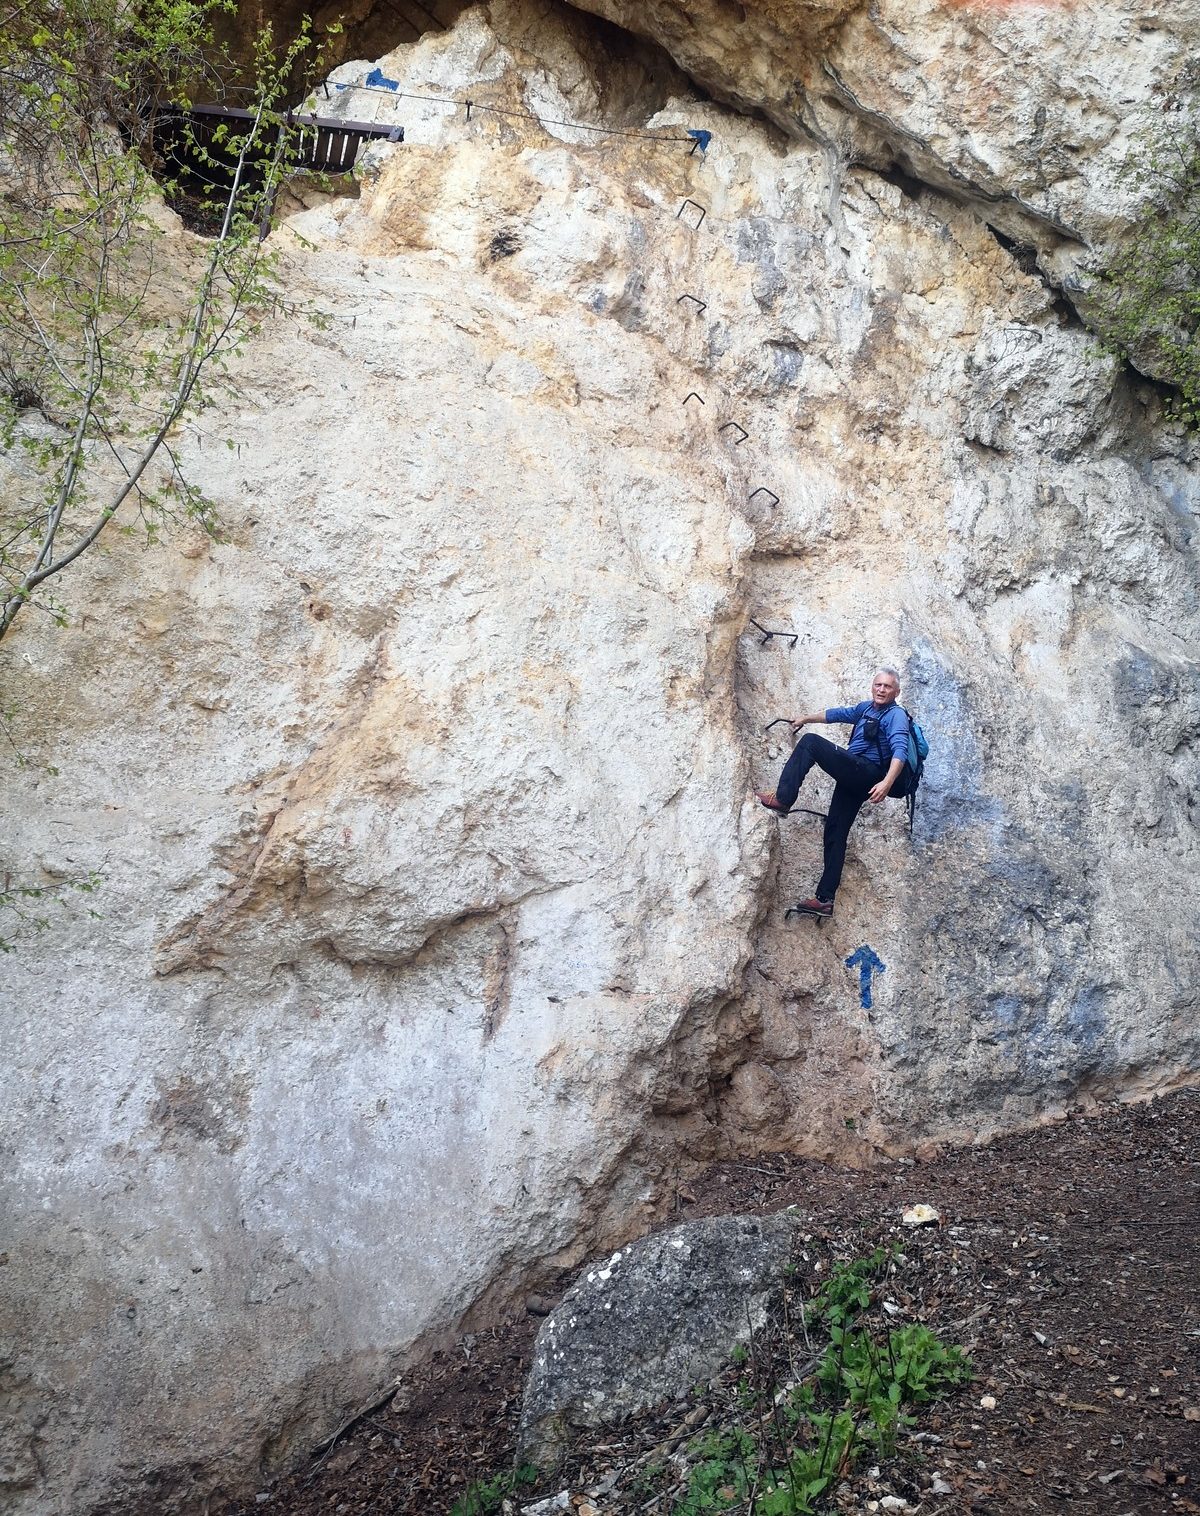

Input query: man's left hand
[868,781,891,804]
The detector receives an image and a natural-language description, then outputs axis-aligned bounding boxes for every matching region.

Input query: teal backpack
[864,705,928,829]
[888,709,929,832]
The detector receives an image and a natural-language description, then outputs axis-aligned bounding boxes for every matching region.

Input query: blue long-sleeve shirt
[825,701,910,766]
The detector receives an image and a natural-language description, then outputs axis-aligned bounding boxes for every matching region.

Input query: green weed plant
[449,1463,538,1516]
[669,1248,970,1516]
[450,1248,968,1516]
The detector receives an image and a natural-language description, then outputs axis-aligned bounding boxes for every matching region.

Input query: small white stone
[519,1492,571,1516]
[902,1204,941,1228]
[980,1394,997,1410]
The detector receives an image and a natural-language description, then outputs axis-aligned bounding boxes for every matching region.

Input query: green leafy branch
[0,868,102,953]
[0,0,324,643]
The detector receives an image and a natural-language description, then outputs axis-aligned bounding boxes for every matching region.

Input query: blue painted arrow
[845,945,885,1009]
[365,67,400,91]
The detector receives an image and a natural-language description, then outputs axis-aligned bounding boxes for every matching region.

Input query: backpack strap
[876,715,891,770]
[896,704,917,773]
[875,703,906,771]
[899,705,920,835]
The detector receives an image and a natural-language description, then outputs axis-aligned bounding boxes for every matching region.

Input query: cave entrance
[145,0,469,233]
[216,0,473,90]
[337,0,473,59]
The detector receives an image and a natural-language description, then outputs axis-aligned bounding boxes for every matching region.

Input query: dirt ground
[222,1087,1199,1516]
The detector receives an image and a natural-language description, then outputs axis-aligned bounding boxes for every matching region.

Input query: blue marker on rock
[845,945,885,1009]
[365,66,400,91]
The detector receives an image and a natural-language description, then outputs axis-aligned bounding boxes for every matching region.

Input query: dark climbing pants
[776,733,887,903]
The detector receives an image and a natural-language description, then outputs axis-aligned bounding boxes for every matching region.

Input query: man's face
[872,672,899,706]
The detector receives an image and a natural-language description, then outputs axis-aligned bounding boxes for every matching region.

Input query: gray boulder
[517,1214,796,1468]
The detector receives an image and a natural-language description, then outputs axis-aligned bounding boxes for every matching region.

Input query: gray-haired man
[755,669,910,919]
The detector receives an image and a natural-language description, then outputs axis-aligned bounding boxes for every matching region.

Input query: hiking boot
[754,789,791,814]
[790,896,832,919]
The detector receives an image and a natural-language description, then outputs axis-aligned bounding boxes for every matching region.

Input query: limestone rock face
[570,0,1200,301]
[517,1214,796,1468]
[2,3,1198,1513]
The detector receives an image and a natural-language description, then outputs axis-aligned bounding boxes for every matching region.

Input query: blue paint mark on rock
[687,129,713,153]
[902,639,1004,842]
[987,993,1023,1030]
[845,945,885,1009]
[1066,984,1108,1052]
[365,67,400,91]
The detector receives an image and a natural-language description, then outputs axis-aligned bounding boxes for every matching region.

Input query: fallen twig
[306,1385,400,1482]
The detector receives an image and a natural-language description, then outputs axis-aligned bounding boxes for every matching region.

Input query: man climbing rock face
[755,669,911,919]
